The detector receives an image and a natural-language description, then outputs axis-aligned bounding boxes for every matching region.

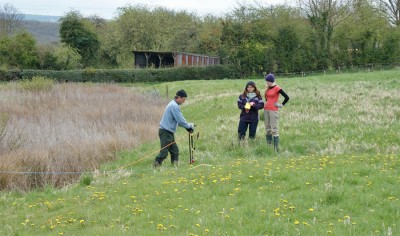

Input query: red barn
[133,51,220,68]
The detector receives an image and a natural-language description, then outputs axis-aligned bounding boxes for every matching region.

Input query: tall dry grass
[0,82,167,191]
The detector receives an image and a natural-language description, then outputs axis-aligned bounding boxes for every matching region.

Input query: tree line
[1,1,400,76]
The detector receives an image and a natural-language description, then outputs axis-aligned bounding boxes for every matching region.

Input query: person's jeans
[238,120,259,139]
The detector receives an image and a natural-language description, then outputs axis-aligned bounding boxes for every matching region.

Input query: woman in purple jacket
[237,81,264,140]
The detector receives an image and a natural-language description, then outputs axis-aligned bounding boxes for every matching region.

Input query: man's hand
[186,127,194,133]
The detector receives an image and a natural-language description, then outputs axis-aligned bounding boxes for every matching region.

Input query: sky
[0,0,288,19]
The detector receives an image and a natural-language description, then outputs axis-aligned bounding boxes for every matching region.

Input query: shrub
[18,65,239,83]
[19,76,54,91]
[0,69,22,81]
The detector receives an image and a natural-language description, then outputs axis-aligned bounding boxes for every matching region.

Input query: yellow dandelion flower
[205,228,210,233]
[294,220,299,225]
[80,220,85,224]
[196,223,200,227]
[309,208,314,212]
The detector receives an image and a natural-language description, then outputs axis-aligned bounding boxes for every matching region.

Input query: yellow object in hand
[245,102,251,109]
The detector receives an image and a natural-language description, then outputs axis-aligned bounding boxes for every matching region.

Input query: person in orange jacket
[264,74,289,152]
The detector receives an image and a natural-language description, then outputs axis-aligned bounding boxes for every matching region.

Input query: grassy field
[0,70,399,235]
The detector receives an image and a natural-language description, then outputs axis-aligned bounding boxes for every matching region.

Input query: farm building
[132,51,220,68]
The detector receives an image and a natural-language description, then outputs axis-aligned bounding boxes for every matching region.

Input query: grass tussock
[19,76,55,91]
[0,82,167,191]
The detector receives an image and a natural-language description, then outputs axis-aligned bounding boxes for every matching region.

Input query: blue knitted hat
[265,74,275,83]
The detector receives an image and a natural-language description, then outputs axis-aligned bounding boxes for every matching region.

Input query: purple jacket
[237,95,264,122]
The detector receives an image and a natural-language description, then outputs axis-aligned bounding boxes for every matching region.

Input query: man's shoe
[153,160,161,167]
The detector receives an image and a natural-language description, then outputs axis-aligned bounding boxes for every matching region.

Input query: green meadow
[1,70,399,235]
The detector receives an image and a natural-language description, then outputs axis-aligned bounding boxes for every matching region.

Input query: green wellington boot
[273,136,279,152]
[266,134,272,145]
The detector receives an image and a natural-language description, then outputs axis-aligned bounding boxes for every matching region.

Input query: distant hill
[23,14,60,23]
[19,14,60,45]
[22,20,60,45]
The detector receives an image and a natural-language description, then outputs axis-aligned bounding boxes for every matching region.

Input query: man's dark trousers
[155,129,179,164]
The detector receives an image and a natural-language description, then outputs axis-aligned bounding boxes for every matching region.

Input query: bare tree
[297,0,351,65]
[380,0,400,26]
[0,3,24,36]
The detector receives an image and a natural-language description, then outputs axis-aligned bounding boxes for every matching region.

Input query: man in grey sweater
[154,90,194,167]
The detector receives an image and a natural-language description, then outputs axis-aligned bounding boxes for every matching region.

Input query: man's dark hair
[176,90,187,98]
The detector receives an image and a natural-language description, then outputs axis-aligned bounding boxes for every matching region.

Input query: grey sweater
[159,100,191,133]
